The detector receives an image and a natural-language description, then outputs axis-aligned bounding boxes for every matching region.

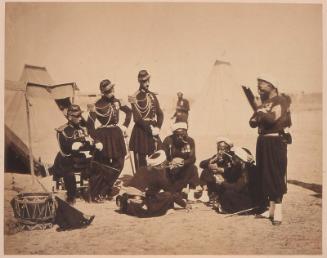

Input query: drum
[11,192,57,230]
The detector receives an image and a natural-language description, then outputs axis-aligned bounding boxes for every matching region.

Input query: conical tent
[5,65,77,174]
[19,64,53,86]
[189,60,257,155]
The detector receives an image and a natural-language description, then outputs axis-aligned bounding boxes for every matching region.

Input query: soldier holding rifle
[245,75,292,225]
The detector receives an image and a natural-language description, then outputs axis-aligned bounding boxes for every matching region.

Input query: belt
[260,133,280,137]
[143,118,156,122]
[97,124,118,129]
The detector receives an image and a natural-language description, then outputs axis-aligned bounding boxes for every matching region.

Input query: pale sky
[5,2,323,97]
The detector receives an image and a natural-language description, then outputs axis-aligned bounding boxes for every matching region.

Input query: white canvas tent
[189,60,257,153]
[5,65,78,175]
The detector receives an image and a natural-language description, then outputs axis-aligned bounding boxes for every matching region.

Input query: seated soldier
[50,104,102,204]
[199,137,234,200]
[216,146,257,214]
[162,122,200,195]
[116,150,191,218]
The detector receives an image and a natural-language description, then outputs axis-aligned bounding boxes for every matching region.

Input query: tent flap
[5,65,77,172]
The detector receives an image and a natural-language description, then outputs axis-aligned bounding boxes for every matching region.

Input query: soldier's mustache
[140,86,149,92]
[259,92,269,102]
[105,94,115,99]
[176,137,188,144]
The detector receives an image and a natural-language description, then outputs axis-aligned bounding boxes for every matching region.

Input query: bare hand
[120,125,128,137]
[254,97,262,107]
[128,95,137,104]
[95,142,103,151]
[185,203,192,212]
[209,163,219,172]
[214,174,224,185]
[150,126,160,136]
[72,142,83,151]
[172,157,184,167]
[257,108,268,113]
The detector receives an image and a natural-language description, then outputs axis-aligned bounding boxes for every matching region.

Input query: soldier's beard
[217,154,223,162]
[174,136,188,147]
[259,92,270,102]
[105,93,115,100]
[69,119,80,127]
[140,85,149,92]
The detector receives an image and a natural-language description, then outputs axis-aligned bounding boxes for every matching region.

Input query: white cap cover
[232,146,254,163]
[216,137,233,147]
[146,150,167,167]
[257,74,279,88]
[171,122,188,132]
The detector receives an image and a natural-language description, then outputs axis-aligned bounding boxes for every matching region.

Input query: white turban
[216,137,233,147]
[171,122,188,132]
[257,74,279,88]
[232,146,254,163]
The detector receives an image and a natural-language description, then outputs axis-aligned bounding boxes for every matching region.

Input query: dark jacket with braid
[50,122,91,177]
[87,96,132,159]
[129,90,164,154]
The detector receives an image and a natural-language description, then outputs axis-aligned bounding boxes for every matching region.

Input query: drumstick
[35,177,51,193]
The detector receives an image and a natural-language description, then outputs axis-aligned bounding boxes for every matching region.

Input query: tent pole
[72,83,76,104]
[25,92,35,182]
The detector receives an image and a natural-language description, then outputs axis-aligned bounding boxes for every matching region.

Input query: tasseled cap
[138,70,151,82]
[100,79,115,93]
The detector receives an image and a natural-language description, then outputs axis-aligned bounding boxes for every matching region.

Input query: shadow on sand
[287,179,322,199]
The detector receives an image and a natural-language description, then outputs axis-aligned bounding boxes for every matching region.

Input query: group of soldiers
[50,70,292,226]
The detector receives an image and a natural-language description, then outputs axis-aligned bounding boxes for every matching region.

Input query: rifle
[242,86,258,111]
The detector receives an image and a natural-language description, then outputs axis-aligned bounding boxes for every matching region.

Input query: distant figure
[87,79,132,201]
[128,70,164,170]
[162,122,200,194]
[171,92,190,123]
[50,105,102,204]
[249,75,292,225]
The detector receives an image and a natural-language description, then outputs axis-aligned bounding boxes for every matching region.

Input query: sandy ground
[3,107,323,255]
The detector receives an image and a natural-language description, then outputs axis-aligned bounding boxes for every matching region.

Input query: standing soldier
[171,91,190,123]
[128,70,164,170]
[87,79,132,199]
[250,75,292,225]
